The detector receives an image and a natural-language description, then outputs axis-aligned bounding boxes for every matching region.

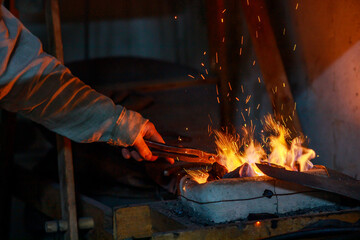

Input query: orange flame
[184,169,209,184]
[185,114,315,183]
[215,114,315,177]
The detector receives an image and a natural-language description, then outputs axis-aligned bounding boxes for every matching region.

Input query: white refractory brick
[180,170,344,223]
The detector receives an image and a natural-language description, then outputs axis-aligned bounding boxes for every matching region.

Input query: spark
[247,0,250,6]
[293,44,297,51]
[283,28,286,36]
[283,82,286,87]
[248,107,251,116]
[201,62,205,67]
[205,69,208,75]
[257,104,260,110]
[241,85,244,93]
[295,3,299,10]
[256,30,258,38]
[239,48,242,55]
[258,77,261,83]
[217,97,220,103]
[219,66,222,70]
[208,114,213,124]
[174,16,178,20]
[216,52,219,63]
[216,85,219,95]
[228,82,232,91]
[253,60,256,66]
[201,74,205,80]
[241,112,246,122]
[236,97,240,101]
[294,102,297,110]
[255,221,261,227]
[222,37,225,42]
[258,15,261,22]
[203,51,207,55]
[221,18,224,23]
[241,35,244,45]
[222,9,227,13]
[245,95,251,104]
[188,74,195,79]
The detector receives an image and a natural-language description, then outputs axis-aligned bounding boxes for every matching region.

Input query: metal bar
[45,0,79,239]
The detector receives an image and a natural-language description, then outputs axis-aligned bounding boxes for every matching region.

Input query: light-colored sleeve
[0,6,148,146]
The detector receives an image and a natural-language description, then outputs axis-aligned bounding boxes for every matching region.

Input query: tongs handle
[145,140,217,164]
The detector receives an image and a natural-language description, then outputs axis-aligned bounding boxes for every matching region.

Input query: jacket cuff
[109,107,148,147]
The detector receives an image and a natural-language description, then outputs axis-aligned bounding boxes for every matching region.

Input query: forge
[179,167,351,224]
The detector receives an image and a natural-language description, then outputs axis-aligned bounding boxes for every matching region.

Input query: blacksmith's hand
[121,122,174,164]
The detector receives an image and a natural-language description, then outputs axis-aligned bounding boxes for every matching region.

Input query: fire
[216,114,315,177]
[184,169,209,184]
[185,114,316,184]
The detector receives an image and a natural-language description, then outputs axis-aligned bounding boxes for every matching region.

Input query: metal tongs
[145,140,218,164]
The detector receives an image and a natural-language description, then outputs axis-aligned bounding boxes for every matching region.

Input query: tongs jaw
[145,140,217,164]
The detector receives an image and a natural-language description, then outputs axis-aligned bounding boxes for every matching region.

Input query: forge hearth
[180,168,349,223]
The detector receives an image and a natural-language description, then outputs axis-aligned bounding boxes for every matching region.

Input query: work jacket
[0,5,147,146]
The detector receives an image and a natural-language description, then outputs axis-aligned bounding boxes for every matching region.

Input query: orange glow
[185,169,209,184]
[213,114,315,178]
[255,221,261,227]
